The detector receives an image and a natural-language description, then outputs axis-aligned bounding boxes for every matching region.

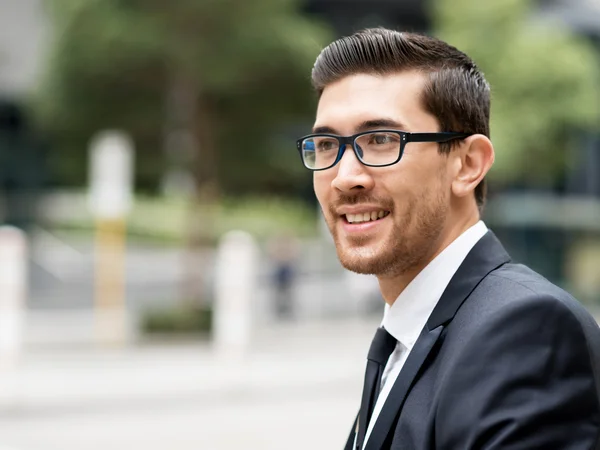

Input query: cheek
[401,155,447,191]
[384,167,441,212]
[380,170,412,203]
[313,173,331,206]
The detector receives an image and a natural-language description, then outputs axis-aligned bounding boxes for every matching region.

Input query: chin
[340,260,380,275]
[336,232,429,277]
[336,242,388,275]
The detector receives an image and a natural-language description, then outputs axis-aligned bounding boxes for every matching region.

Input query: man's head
[308,28,494,280]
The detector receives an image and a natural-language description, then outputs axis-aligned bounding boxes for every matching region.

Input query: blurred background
[0,0,599,449]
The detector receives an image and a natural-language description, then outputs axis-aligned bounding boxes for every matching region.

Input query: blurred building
[538,0,600,198]
[0,0,48,98]
[305,0,428,34]
[0,0,49,228]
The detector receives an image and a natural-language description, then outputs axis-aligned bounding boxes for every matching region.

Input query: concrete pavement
[0,318,379,450]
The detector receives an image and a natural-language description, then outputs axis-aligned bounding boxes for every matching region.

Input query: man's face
[313,72,452,277]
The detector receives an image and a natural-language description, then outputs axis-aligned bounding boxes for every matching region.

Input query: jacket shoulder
[456,262,600,391]
[475,262,594,321]
[434,263,600,449]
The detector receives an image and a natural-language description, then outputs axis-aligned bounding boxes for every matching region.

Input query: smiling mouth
[343,211,391,224]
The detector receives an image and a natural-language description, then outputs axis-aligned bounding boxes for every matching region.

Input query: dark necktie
[355,327,397,450]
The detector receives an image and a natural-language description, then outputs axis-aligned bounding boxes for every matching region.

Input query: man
[296,28,600,449]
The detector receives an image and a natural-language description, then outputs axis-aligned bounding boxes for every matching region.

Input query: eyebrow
[312,118,408,135]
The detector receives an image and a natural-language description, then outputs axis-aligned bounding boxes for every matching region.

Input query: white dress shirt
[360,220,489,449]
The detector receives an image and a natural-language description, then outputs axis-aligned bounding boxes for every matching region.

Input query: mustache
[328,193,394,215]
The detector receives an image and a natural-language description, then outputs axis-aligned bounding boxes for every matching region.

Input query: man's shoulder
[442,261,600,381]
[459,261,600,348]
[475,262,585,315]
[433,265,600,450]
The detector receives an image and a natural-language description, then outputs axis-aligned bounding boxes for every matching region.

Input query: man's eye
[317,140,337,151]
[372,133,394,144]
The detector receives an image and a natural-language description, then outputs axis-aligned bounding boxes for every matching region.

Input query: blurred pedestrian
[267,232,299,320]
[296,28,600,450]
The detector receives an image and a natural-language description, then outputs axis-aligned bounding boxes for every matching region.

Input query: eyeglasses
[296,130,471,171]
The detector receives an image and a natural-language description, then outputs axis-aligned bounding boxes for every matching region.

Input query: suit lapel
[364,325,443,450]
[364,231,511,449]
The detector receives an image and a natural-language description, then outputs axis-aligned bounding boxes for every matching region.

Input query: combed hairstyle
[311,28,491,210]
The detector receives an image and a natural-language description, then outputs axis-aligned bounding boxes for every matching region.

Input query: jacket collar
[426,230,511,329]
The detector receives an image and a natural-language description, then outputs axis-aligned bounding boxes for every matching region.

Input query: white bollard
[213,230,259,360]
[0,226,27,372]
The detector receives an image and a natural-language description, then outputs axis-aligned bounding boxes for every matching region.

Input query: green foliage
[432,0,600,187]
[35,0,330,192]
[127,194,319,244]
[141,304,212,335]
[45,193,318,245]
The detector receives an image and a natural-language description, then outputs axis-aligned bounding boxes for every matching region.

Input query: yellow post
[94,218,128,346]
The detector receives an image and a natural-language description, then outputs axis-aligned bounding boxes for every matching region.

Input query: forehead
[314,71,435,133]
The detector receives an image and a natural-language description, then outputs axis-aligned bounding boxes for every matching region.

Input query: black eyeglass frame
[296,130,471,171]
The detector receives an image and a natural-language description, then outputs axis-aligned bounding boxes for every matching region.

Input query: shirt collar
[382,221,488,349]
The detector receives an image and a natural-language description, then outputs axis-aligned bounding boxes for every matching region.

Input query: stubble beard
[326,189,448,277]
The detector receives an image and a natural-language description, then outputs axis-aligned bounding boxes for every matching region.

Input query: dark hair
[311,28,490,210]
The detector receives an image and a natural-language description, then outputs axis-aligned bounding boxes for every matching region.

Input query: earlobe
[451,135,494,198]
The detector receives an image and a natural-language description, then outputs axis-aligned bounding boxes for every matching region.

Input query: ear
[451,134,494,199]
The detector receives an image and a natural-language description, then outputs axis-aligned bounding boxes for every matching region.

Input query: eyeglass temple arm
[406,132,470,143]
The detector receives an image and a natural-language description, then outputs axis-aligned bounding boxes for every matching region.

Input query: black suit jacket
[345,231,600,450]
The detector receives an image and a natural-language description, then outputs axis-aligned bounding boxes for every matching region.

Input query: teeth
[346,211,389,223]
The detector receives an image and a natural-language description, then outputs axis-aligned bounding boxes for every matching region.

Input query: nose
[331,144,374,193]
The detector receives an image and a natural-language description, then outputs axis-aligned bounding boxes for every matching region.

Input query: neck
[377,212,480,306]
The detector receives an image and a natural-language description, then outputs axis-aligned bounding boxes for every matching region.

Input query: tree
[36,0,331,303]
[432,0,600,188]
[35,0,329,194]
